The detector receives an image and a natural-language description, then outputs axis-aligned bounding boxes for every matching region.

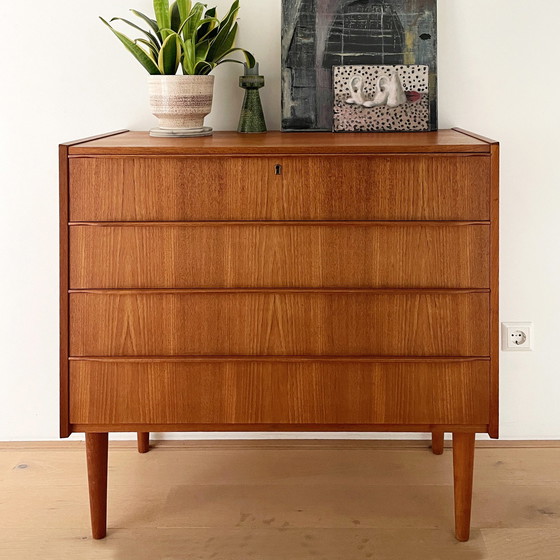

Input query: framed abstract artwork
[282,0,437,131]
[333,64,430,132]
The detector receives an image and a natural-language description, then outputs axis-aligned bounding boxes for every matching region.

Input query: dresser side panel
[61,130,129,438]
[59,144,70,438]
[489,143,500,438]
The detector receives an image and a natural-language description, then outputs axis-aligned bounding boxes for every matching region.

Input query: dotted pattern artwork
[333,65,430,132]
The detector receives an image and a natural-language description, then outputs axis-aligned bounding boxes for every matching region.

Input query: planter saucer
[149,126,213,138]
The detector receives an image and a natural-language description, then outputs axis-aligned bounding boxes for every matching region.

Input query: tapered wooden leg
[452,432,475,542]
[137,432,150,453]
[431,431,444,455]
[86,433,109,540]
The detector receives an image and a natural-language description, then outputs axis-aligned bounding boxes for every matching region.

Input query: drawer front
[69,155,490,221]
[70,224,490,289]
[69,360,490,425]
[69,292,489,356]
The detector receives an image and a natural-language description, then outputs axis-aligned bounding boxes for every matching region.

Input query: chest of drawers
[60,129,499,541]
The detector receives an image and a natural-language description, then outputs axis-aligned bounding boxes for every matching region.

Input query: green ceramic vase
[238,63,267,133]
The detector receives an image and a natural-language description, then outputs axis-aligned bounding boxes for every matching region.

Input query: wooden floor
[1,440,559,559]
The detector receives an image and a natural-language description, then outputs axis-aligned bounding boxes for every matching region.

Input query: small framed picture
[333,65,431,132]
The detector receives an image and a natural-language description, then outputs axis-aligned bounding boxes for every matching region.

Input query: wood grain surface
[453,432,476,541]
[85,433,108,540]
[69,360,490,425]
[489,144,500,438]
[67,130,492,156]
[70,423,489,433]
[69,155,490,221]
[137,432,150,454]
[69,291,490,357]
[59,131,127,438]
[69,223,490,289]
[59,143,70,438]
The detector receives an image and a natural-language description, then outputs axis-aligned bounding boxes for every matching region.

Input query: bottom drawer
[70,360,490,426]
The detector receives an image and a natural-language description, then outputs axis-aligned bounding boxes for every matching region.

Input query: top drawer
[69,155,491,221]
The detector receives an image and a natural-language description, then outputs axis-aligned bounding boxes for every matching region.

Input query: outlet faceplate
[501,322,533,351]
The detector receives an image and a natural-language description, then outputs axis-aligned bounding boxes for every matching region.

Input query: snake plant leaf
[177,0,192,21]
[206,4,240,63]
[182,38,196,74]
[219,0,240,27]
[195,39,211,62]
[109,17,160,51]
[216,58,246,66]
[194,60,214,75]
[100,17,161,75]
[182,3,206,40]
[177,13,196,37]
[135,38,159,62]
[158,32,182,74]
[197,18,220,43]
[153,0,171,39]
[179,17,218,39]
[216,0,240,37]
[215,46,256,69]
[170,2,181,32]
[106,0,253,77]
[130,9,162,44]
[209,22,238,63]
[198,7,217,42]
[200,26,219,44]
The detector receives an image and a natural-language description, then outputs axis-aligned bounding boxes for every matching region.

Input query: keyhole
[275,164,282,175]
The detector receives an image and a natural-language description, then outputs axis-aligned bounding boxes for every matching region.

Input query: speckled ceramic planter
[148,75,215,130]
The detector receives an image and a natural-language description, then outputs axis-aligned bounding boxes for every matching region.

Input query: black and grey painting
[282,0,437,131]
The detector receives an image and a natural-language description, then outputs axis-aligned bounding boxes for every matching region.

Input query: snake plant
[100,0,255,75]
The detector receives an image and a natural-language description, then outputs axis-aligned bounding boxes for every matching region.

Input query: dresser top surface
[65,129,496,156]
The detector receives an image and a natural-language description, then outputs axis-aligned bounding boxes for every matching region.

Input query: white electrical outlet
[501,322,533,351]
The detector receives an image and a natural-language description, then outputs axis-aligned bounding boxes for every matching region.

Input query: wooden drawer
[69,292,489,356]
[69,155,490,221]
[69,223,490,289]
[69,360,490,425]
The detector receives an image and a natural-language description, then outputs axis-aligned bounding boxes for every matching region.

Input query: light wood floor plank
[1,447,453,488]
[0,444,559,558]
[3,447,559,488]
[158,484,560,531]
[0,485,167,530]
[159,483,454,529]
[473,486,560,529]
[481,529,560,560]
[0,528,489,560]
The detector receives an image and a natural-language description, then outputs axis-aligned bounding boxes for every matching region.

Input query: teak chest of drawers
[60,129,499,541]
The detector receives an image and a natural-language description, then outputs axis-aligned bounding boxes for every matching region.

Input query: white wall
[1,0,558,441]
